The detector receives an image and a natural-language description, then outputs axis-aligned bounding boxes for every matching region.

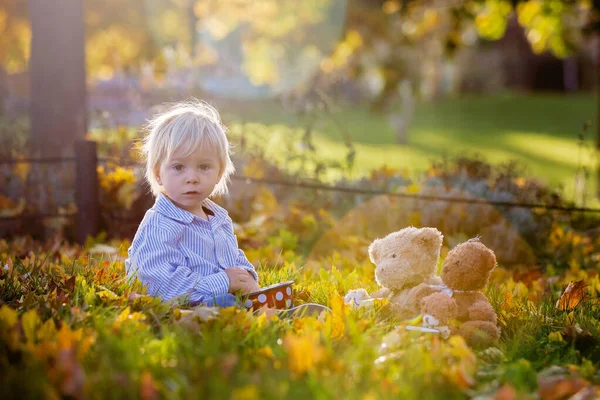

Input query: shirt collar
[153,193,225,224]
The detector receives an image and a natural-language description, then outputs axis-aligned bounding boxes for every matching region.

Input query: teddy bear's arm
[370,287,392,299]
[468,300,498,324]
[407,282,439,310]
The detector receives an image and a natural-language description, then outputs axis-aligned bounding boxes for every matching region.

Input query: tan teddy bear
[419,238,501,349]
[345,226,445,320]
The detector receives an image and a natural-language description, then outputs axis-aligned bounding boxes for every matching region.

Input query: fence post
[75,140,99,245]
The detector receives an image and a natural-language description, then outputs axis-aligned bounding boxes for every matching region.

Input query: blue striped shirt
[125,193,258,303]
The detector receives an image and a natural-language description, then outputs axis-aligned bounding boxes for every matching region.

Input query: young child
[125,99,260,308]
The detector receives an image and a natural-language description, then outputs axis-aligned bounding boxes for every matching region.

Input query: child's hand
[243,274,260,294]
[225,267,258,294]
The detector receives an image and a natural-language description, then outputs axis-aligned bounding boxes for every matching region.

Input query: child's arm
[128,224,230,303]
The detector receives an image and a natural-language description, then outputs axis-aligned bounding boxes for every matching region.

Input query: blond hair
[140,99,235,197]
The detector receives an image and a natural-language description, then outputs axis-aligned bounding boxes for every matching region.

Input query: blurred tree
[3,0,593,84]
[318,0,596,145]
[29,0,86,157]
[85,0,156,79]
[0,0,30,75]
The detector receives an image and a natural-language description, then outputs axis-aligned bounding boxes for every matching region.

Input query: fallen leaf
[139,371,158,400]
[175,306,219,329]
[556,280,588,311]
[538,375,589,400]
[495,384,516,400]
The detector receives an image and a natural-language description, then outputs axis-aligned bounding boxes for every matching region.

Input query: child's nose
[186,171,199,183]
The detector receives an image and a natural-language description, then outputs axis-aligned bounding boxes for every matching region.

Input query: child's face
[157,144,221,215]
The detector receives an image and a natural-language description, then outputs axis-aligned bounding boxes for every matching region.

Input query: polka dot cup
[244,281,294,311]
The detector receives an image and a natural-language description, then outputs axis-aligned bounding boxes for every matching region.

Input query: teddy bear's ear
[416,228,443,249]
[368,240,381,264]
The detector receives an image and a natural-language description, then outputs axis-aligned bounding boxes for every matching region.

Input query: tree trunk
[596,39,600,200]
[595,0,600,200]
[29,0,87,157]
[189,0,198,58]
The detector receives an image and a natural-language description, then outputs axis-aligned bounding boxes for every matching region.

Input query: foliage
[1,218,600,398]
[2,111,599,270]
[1,0,594,83]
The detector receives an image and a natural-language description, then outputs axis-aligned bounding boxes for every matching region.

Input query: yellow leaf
[324,295,347,341]
[0,305,19,328]
[446,364,476,389]
[113,306,147,331]
[255,312,268,329]
[97,289,120,303]
[504,291,513,308]
[77,331,96,361]
[38,318,57,342]
[256,346,274,359]
[231,384,259,400]
[283,331,324,376]
[57,324,82,350]
[21,309,41,344]
[548,331,564,343]
[448,335,476,364]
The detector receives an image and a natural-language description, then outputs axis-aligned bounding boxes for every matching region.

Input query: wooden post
[75,140,99,245]
[597,34,600,200]
[29,0,87,158]
[594,0,600,200]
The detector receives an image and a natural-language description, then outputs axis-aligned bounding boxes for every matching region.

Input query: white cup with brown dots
[244,281,294,311]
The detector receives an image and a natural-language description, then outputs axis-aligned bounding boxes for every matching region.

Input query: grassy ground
[219,93,598,206]
[1,210,599,399]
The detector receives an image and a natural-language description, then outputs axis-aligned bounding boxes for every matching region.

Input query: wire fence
[1,143,600,243]
[96,156,600,214]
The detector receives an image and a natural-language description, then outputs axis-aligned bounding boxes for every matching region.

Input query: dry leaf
[175,306,219,329]
[555,280,588,311]
[538,375,589,400]
[139,371,158,400]
[494,384,516,400]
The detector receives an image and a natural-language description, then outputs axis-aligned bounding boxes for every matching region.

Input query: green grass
[218,93,598,206]
[2,235,600,399]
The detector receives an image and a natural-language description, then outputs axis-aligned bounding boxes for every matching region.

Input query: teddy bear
[345,226,445,320]
[418,238,501,349]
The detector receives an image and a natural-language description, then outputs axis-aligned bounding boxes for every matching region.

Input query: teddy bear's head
[440,238,497,291]
[368,227,443,291]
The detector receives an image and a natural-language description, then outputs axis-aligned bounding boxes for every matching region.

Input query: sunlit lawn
[220,93,598,205]
[2,206,600,399]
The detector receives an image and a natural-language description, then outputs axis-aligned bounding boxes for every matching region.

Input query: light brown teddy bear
[345,226,445,320]
[419,238,501,349]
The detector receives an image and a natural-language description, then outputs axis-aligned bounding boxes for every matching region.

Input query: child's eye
[173,164,184,171]
[200,164,211,171]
